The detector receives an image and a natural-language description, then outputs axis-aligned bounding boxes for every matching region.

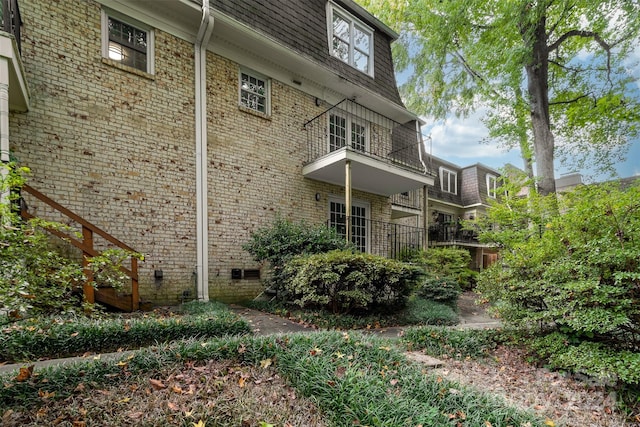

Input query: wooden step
[95,288,133,312]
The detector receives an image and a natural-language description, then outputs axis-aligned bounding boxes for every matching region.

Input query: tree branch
[549,93,590,106]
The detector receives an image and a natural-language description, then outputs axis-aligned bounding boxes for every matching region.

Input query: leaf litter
[427,345,628,427]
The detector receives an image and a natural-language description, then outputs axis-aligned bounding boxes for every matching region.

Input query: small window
[440,167,457,194]
[487,174,498,198]
[102,10,154,74]
[239,69,270,115]
[327,2,374,76]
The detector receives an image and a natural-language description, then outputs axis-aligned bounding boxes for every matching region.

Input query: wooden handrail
[20,184,140,311]
[21,185,137,252]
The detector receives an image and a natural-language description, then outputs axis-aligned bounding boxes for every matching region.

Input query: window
[239,69,270,115]
[327,2,374,76]
[329,112,368,152]
[440,168,457,194]
[487,174,497,198]
[102,10,154,74]
[329,198,369,253]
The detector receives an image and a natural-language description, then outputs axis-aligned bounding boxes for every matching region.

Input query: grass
[0,300,548,426]
[246,296,458,330]
[0,301,251,363]
[0,332,545,426]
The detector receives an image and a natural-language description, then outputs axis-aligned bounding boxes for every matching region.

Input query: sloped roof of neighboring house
[212,0,404,106]
[427,155,501,208]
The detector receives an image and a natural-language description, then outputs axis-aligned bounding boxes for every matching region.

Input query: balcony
[303,99,434,196]
[0,0,29,112]
[331,217,425,260]
[391,189,422,219]
[429,223,482,247]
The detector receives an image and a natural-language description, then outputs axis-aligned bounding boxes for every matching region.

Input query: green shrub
[477,178,640,385]
[403,326,502,359]
[529,332,640,385]
[242,216,351,293]
[283,250,423,314]
[400,297,458,326]
[415,276,461,307]
[0,163,144,318]
[408,247,477,290]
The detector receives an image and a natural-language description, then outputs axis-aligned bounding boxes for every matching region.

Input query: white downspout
[0,58,10,206]
[195,0,214,301]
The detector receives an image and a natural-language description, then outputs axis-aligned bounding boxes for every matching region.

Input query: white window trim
[238,67,271,116]
[327,111,369,152]
[326,1,375,77]
[486,174,497,198]
[101,9,154,75]
[439,167,458,194]
[328,196,370,253]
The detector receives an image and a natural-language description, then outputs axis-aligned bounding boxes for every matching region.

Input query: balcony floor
[302,148,434,196]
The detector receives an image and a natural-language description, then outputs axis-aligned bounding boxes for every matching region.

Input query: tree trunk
[523,16,556,195]
[515,88,535,184]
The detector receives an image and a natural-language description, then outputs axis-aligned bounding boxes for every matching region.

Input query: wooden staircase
[19,184,141,312]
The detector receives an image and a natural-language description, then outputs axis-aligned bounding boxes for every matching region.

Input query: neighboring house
[1,0,434,307]
[424,157,501,271]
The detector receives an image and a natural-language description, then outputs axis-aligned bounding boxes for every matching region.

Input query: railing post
[82,225,95,304]
[131,257,139,310]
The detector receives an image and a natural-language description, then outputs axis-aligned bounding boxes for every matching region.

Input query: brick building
[2,0,437,306]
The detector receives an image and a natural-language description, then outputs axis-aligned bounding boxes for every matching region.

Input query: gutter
[195,0,214,301]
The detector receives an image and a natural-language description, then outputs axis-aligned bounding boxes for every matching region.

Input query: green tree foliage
[283,250,423,314]
[358,0,640,194]
[242,216,351,293]
[477,178,640,383]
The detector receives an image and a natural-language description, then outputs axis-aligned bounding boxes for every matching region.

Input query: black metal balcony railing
[304,99,427,174]
[428,223,479,244]
[1,0,21,53]
[391,189,422,210]
[331,217,425,260]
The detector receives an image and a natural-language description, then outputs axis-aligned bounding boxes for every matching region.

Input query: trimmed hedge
[0,302,250,362]
[283,250,423,314]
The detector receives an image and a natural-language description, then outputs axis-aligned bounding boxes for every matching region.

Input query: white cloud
[421,110,520,166]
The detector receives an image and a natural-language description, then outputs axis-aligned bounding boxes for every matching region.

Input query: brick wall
[11,0,198,304]
[10,0,394,305]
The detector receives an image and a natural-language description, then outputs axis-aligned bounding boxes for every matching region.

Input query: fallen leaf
[149,379,166,390]
[167,401,179,411]
[238,377,246,388]
[15,365,34,382]
[116,397,131,403]
[172,385,183,394]
[38,390,55,399]
[544,420,555,427]
[260,358,272,369]
[192,420,206,427]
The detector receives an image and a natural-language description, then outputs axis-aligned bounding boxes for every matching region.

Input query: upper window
[329,112,368,152]
[440,167,457,194]
[239,69,270,115]
[487,174,498,198]
[327,2,374,76]
[102,10,154,74]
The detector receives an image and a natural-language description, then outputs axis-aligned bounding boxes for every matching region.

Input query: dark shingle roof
[212,0,404,105]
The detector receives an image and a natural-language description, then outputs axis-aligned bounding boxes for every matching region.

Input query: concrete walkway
[231,291,501,339]
[0,292,499,375]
